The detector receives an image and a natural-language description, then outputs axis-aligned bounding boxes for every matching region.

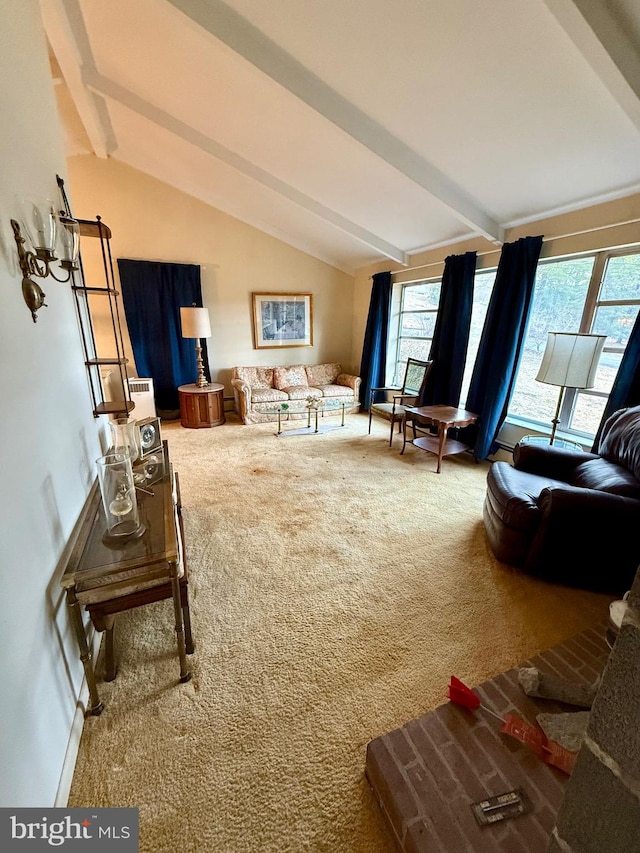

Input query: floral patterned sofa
[231,363,361,424]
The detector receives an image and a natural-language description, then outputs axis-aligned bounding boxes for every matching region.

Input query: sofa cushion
[598,404,640,480]
[306,363,340,387]
[571,458,640,497]
[235,366,274,388]
[319,384,349,398]
[286,385,322,400]
[274,365,308,390]
[251,387,288,403]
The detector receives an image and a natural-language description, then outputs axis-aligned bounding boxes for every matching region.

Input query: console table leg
[169,562,191,683]
[66,588,104,716]
[104,618,117,682]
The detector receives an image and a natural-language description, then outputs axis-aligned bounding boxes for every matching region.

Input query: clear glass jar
[109,418,141,463]
[96,451,142,539]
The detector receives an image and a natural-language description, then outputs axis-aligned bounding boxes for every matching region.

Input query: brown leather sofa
[483,404,640,594]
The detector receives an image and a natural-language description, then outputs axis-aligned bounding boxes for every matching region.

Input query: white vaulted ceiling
[42,0,640,274]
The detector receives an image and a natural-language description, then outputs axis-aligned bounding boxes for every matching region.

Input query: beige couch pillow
[306,363,340,387]
[273,365,308,390]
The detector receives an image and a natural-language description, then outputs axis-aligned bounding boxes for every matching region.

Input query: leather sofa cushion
[571,458,640,497]
[598,404,640,480]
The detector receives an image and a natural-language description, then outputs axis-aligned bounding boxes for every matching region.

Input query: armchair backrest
[598,404,640,480]
[402,358,433,398]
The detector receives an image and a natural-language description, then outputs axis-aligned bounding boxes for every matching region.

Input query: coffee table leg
[436,424,447,474]
[401,413,408,454]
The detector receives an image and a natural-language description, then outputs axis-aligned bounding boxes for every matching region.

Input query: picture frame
[251,292,313,349]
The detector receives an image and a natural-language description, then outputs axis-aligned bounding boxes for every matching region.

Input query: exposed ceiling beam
[164,0,503,245]
[40,0,115,158]
[83,69,409,265]
[543,0,640,132]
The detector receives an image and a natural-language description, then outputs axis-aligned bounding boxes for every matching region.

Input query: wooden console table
[401,405,478,473]
[61,441,194,715]
[178,383,226,428]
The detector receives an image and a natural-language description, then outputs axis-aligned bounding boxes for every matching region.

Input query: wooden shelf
[94,401,135,416]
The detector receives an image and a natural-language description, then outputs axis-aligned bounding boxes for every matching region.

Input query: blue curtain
[465,235,543,459]
[359,271,392,409]
[592,309,640,447]
[118,259,208,415]
[421,251,476,406]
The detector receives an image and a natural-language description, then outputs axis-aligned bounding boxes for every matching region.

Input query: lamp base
[194,343,209,388]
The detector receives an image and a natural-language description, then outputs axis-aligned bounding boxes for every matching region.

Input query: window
[508,250,640,439]
[391,249,640,441]
[393,280,440,383]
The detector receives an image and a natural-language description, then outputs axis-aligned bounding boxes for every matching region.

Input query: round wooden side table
[178,383,226,428]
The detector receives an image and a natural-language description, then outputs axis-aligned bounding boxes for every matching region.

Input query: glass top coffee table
[276,397,347,436]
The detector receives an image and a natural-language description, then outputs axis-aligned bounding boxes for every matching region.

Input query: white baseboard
[54,628,103,807]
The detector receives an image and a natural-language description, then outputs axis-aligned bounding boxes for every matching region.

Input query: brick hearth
[366,626,610,853]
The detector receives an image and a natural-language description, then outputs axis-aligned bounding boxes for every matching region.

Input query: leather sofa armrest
[513,442,598,481]
[526,485,640,593]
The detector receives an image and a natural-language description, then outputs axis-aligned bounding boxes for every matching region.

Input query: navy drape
[592,309,640,447]
[421,251,476,406]
[465,235,543,459]
[359,271,392,409]
[118,259,208,415]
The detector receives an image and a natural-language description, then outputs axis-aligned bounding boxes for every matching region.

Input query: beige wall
[351,194,640,371]
[66,155,356,401]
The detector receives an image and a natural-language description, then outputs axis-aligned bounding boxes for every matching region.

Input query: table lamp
[535,331,606,444]
[180,304,211,388]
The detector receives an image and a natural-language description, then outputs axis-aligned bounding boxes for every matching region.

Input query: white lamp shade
[180,306,211,339]
[536,332,606,389]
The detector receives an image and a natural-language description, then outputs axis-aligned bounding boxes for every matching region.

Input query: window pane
[508,256,594,422]
[592,305,639,351]
[599,254,640,301]
[399,338,430,364]
[460,270,494,406]
[400,312,436,338]
[402,282,440,311]
[571,392,608,435]
[591,350,622,394]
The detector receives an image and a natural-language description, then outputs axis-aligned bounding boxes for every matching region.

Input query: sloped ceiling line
[164,0,504,245]
[40,0,115,157]
[543,0,640,131]
[83,69,409,265]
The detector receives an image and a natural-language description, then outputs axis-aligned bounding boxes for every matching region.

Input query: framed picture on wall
[251,292,313,349]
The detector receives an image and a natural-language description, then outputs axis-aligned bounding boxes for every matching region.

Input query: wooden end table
[178,382,226,428]
[401,404,478,473]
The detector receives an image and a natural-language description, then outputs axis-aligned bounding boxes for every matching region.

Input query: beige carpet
[68,412,612,852]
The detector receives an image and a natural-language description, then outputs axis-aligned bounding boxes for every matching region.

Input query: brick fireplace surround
[366,569,640,853]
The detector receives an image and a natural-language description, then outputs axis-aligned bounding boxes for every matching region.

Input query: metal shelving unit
[58,176,133,418]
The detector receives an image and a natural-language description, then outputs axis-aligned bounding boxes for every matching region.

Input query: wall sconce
[10,203,80,322]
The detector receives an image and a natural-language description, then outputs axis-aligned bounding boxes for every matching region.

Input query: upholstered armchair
[483,404,640,594]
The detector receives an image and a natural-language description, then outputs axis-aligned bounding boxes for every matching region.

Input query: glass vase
[96,451,143,539]
[109,417,140,463]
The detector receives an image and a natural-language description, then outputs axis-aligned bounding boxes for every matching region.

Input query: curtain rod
[376,215,640,279]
